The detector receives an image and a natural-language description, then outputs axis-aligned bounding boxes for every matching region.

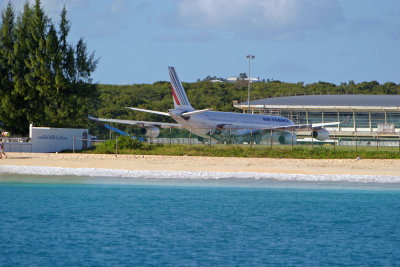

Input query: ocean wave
[1,165,400,184]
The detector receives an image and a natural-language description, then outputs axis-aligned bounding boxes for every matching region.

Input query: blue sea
[0,172,399,266]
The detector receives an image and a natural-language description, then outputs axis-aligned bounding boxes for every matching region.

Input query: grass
[80,140,400,159]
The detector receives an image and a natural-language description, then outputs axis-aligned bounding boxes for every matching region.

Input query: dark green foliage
[117,135,142,149]
[0,1,98,135]
[93,135,142,154]
[88,79,399,139]
[0,2,18,132]
[82,144,400,159]
[92,139,116,154]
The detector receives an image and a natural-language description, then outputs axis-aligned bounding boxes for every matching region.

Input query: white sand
[0,152,399,176]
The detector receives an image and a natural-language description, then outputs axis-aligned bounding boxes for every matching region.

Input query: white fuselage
[169,108,295,141]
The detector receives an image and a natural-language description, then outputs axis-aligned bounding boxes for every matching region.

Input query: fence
[2,129,399,154]
[4,142,32,153]
[85,127,400,154]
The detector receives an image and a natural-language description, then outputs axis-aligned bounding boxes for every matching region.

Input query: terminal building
[234,94,400,137]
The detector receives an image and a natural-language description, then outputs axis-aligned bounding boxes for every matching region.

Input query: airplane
[89,66,339,144]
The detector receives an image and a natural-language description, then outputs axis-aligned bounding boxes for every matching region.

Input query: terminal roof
[242,95,400,107]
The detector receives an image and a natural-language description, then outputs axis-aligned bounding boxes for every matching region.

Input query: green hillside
[88,80,400,138]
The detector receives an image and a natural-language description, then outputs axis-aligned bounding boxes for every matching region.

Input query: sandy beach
[0,152,399,176]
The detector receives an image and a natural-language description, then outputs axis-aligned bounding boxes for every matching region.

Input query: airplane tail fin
[168,66,194,110]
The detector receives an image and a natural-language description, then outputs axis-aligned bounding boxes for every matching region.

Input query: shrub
[94,139,117,154]
[93,135,142,153]
[117,135,143,149]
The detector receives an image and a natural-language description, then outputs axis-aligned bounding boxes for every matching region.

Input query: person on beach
[0,141,6,159]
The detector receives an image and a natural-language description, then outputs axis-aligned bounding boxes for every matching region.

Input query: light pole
[246,54,255,114]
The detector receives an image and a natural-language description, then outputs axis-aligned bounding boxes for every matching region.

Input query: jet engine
[145,126,160,138]
[278,132,297,144]
[312,128,329,141]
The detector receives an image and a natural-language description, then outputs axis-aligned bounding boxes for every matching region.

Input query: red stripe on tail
[171,84,181,105]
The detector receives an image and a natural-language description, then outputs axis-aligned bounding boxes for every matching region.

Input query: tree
[0,2,20,132]
[238,72,248,80]
[0,0,99,135]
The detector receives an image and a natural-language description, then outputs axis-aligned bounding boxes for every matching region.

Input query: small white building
[227,76,238,83]
[29,124,92,153]
[4,124,92,153]
[227,76,260,83]
[245,77,261,83]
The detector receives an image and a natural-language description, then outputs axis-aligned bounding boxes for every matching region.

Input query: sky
[1,0,399,85]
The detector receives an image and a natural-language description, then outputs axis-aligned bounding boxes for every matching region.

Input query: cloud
[0,0,151,38]
[86,1,152,38]
[172,0,345,39]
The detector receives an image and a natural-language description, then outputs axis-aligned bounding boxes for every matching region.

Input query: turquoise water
[0,177,399,266]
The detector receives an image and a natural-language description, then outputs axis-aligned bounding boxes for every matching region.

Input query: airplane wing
[181,108,213,118]
[88,115,182,128]
[259,122,341,131]
[126,107,213,118]
[126,107,170,116]
[309,122,341,128]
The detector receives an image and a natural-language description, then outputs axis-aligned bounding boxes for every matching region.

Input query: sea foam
[1,165,400,184]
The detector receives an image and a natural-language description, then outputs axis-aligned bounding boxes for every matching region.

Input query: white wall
[28,124,91,153]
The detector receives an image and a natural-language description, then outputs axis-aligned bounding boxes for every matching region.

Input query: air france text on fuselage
[263,117,290,123]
